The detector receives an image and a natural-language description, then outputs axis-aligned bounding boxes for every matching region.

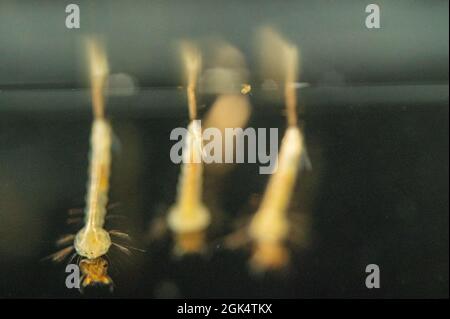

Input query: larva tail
[180,41,202,120]
[86,37,109,119]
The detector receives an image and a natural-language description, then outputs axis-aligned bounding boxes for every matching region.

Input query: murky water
[0,99,447,298]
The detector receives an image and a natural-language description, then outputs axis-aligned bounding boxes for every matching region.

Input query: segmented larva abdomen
[261,126,302,212]
[84,118,112,229]
[249,126,303,242]
[168,120,210,233]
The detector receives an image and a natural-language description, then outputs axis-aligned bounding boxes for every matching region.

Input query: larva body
[243,28,307,271]
[168,120,210,253]
[74,118,113,259]
[248,125,303,269]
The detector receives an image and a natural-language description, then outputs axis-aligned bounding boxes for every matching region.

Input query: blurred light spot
[107,73,138,96]
[241,84,252,95]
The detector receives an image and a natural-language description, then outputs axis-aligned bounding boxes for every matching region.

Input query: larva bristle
[56,234,76,247]
[49,246,75,263]
[112,242,132,256]
[109,230,132,241]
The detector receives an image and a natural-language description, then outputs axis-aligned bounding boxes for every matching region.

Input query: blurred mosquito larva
[166,42,211,255]
[248,29,307,272]
[225,28,309,273]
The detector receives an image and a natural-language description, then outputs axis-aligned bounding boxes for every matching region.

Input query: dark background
[0,0,448,298]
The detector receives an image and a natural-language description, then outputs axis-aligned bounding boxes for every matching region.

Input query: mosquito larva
[248,126,303,270]
[167,43,211,255]
[50,39,131,289]
[73,39,113,262]
[248,37,306,272]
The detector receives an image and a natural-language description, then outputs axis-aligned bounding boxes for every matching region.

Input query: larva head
[174,231,206,256]
[248,210,289,243]
[250,241,290,273]
[79,257,113,288]
[74,227,111,259]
